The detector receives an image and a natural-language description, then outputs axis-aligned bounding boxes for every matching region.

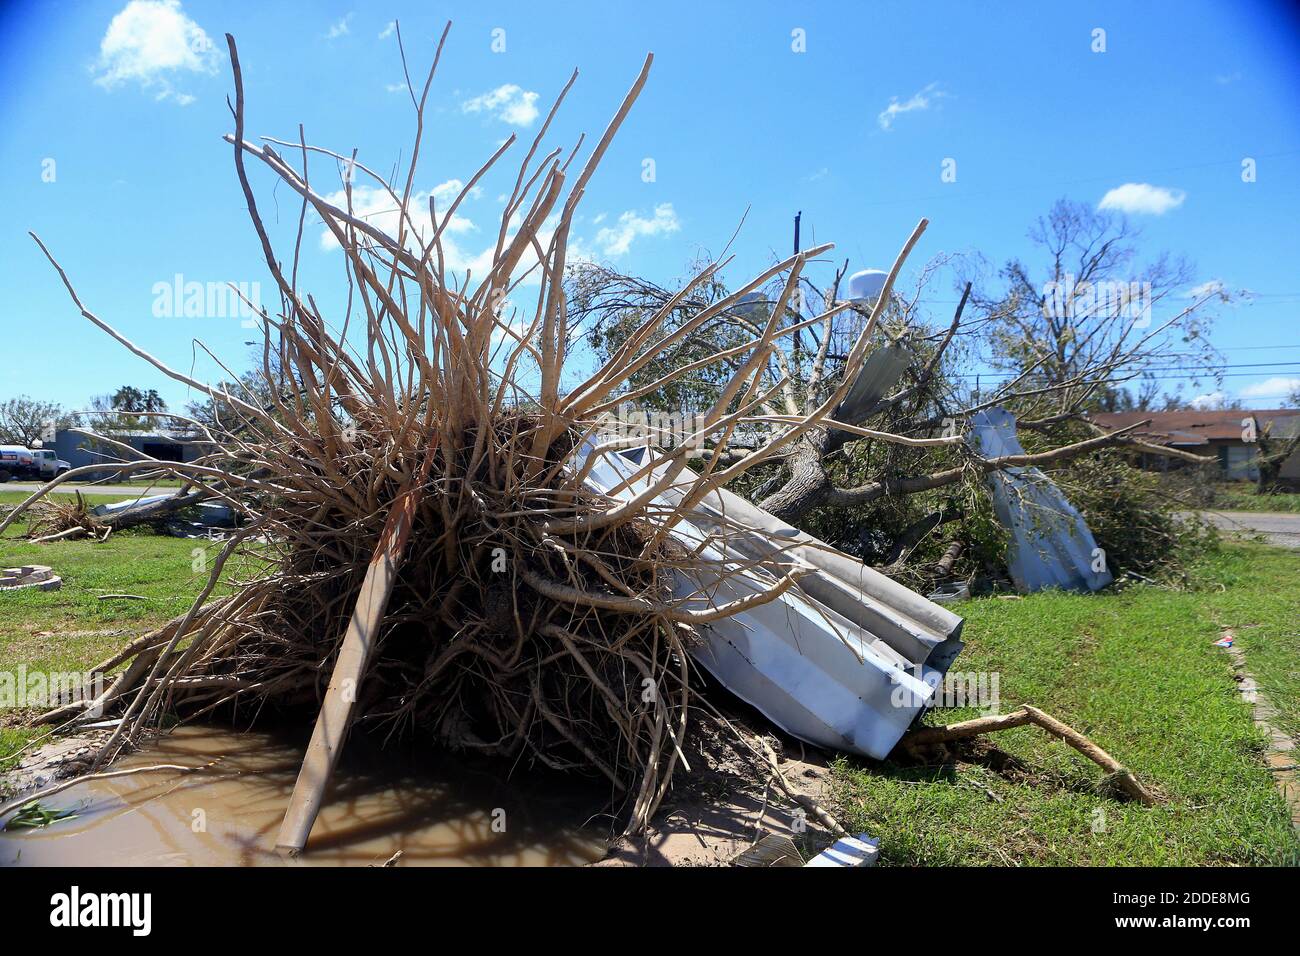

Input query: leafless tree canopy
[0,395,73,447]
[574,199,1221,587]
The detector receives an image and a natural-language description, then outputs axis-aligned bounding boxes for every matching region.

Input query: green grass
[833,542,1300,865]
[1208,488,1300,513]
[2,493,1296,864]
[0,491,215,772]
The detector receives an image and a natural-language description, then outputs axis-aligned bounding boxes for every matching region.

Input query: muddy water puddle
[1,725,610,867]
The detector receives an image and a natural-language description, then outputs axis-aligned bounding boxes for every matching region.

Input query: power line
[1215,344,1300,351]
[953,361,1300,381]
[1146,361,1300,370]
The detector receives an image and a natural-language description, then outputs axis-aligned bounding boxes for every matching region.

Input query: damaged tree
[575,202,1222,582]
[4,26,934,839]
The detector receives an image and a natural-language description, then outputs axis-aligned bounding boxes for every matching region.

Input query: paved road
[9,484,1297,550]
[0,482,176,497]
[1193,510,1300,550]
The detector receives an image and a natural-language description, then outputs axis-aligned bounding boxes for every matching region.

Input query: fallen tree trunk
[99,489,214,529]
[934,540,963,575]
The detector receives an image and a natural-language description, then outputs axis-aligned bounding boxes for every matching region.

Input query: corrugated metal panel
[967,408,1113,593]
[834,344,911,428]
[581,443,963,760]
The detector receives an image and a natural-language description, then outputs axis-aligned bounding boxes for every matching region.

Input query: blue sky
[2,0,1298,416]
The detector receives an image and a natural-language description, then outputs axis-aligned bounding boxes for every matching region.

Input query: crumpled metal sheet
[834,343,911,428]
[967,408,1113,593]
[580,443,963,760]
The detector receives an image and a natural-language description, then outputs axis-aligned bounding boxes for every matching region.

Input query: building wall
[53,430,210,480]
[1205,438,1300,483]
[1212,441,1260,481]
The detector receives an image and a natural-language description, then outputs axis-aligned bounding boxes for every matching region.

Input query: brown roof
[1092,409,1299,445]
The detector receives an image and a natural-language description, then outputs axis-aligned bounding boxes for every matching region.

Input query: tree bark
[100,489,213,529]
[755,439,828,522]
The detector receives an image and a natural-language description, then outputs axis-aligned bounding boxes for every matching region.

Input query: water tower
[844,269,889,307]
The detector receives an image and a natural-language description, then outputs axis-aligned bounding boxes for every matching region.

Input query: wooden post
[275,458,431,856]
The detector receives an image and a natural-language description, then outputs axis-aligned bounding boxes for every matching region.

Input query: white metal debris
[581,443,964,760]
[804,833,880,867]
[967,408,1113,593]
[834,343,912,430]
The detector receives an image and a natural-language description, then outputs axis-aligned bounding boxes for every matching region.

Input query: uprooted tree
[3,27,943,835]
[574,199,1223,584]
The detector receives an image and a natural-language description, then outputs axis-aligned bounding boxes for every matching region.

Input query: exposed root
[17,23,925,838]
[26,492,106,543]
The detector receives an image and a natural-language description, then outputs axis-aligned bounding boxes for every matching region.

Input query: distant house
[53,429,214,481]
[1091,409,1300,483]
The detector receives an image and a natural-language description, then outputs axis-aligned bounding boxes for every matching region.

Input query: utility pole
[793,211,803,353]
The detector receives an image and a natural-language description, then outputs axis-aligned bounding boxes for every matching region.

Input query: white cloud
[93,0,218,105]
[1187,279,1259,304]
[326,14,353,39]
[1214,71,1242,85]
[1189,391,1227,410]
[318,184,477,255]
[462,84,540,126]
[378,21,396,40]
[1239,377,1300,400]
[1098,183,1186,215]
[877,82,945,131]
[594,204,681,257]
[318,189,674,288]
[442,215,477,235]
[490,313,534,345]
[431,179,483,205]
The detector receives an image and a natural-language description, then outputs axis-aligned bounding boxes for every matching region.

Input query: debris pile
[17,488,222,543]
[25,492,105,543]
[6,30,943,841]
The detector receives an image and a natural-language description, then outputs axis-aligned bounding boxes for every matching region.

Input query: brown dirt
[595,711,839,866]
